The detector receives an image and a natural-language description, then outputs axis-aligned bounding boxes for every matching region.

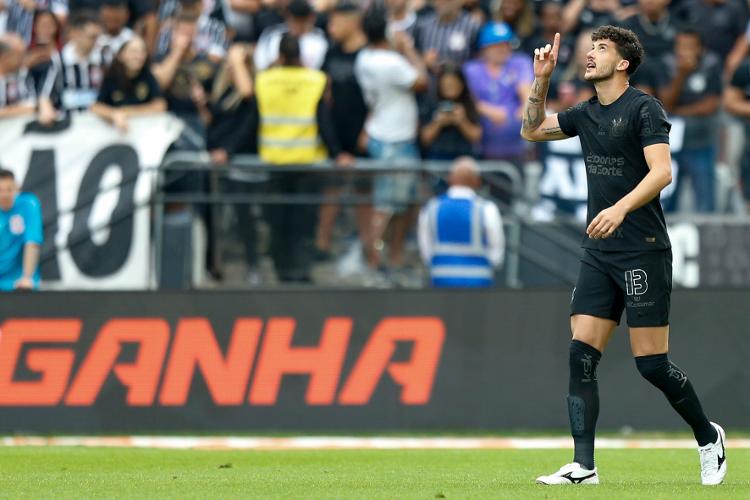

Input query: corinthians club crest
[610,117,627,137]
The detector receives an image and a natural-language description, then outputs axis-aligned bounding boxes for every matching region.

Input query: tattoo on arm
[521,78,550,134]
[522,104,544,133]
[542,126,562,135]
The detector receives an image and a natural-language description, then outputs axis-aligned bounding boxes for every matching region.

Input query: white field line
[2,436,750,450]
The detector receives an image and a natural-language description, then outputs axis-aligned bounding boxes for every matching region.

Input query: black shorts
[570,248,672,327]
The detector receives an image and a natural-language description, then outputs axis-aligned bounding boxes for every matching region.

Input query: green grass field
[0,447,748,499]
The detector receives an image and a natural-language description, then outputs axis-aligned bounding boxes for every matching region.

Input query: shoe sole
[535,478,599,485]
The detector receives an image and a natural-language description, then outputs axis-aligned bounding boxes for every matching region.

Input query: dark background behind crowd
[2,0,750,287]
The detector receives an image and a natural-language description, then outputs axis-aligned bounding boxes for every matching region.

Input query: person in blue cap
[0,169,43,291]
[464,22,533,163]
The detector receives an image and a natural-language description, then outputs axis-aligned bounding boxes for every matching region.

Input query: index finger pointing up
[551,32,561,61]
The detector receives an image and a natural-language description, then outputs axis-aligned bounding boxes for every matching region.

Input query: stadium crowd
[2,0,750,288]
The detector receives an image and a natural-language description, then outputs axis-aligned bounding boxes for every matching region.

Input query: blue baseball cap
[477,22,515,49]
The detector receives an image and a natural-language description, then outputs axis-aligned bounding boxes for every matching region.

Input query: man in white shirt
[418,156,504,287]
[355,7,427,271]
[53,11,104,112]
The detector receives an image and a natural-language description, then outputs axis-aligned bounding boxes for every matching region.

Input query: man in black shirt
[520,26,726,486]
[658,28,722,213]
[724,56,750,211]
[315,1,372,262]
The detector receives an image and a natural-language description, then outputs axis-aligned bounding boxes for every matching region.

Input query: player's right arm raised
[520,33,569,142]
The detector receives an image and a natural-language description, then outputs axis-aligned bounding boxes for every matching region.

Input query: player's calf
[634,354,717,446]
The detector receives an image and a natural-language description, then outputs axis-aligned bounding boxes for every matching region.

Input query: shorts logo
[625,269,648,296]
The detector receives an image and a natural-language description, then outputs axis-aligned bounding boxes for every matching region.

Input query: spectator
[420,63,481,159]
[497,0,534,45]
[618,0,675,62]
[463,0,490,26]
[223,0,262,42]
[413,0,480,71]
[6,0,67,47]
[206,44,254,163]
[157,0,225,23]
[659,28,722,213]
[253,33,343,282]
[522,0,574,102]
[0,169,42,291]
[316,1,373,264]
[561,0,620,37]
[723,55,750,212]
[25,9,61,72]
[252,0,287,40]
[386,0,418,39]
[0,33,55,123]
[418,157,504,287]
[522,1,573,67]
[91,35,166,132]
[70,0,158,56]
[673,0,747,64]
[152,6,221,150]
[153,3,227,287]
[97,0,134,64]
[53,10,104,112]
[204,43,258,283]
[254,0,328,71]
[155,0,228,62]
[355,7,427,270]
[463,22,532,163]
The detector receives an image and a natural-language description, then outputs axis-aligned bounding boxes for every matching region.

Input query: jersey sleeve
[388,54,418,90]
[637,97,671,148]
[556,102,584,138]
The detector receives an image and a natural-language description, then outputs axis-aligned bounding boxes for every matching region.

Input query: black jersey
[557,86,672,252]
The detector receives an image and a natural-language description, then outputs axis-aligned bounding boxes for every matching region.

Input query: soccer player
[520,26,727,486]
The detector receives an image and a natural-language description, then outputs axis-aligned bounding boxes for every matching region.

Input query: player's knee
[635,353,670,383]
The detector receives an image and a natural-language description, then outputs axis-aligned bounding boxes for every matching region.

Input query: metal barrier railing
[154,153,526,289]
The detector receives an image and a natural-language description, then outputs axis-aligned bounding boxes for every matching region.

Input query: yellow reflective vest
[255,66,328,165]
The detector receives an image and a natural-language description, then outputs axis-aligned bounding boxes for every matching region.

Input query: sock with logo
[568,339,602,470]
[635,354,717,446]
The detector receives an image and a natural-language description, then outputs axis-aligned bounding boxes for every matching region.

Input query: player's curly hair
[591,25,644,76]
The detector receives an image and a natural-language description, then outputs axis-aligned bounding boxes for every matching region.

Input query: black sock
[568,340,601,470]
[635,354,718,446]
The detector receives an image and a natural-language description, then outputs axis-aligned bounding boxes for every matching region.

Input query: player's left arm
[587,143,672,239]
[15,196,43,290]
[16,243,41,290]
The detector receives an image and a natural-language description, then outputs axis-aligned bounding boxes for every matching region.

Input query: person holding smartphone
[420,63,482,160]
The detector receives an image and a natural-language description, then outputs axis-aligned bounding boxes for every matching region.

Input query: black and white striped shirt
[0,69,36,107]
[6,0,68,47]
[97,27,135,65]
[0,62,57,107]
[51,42,105,111]
[414,12,479,66]
[155,15,228,60]
[158,0,224,22]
